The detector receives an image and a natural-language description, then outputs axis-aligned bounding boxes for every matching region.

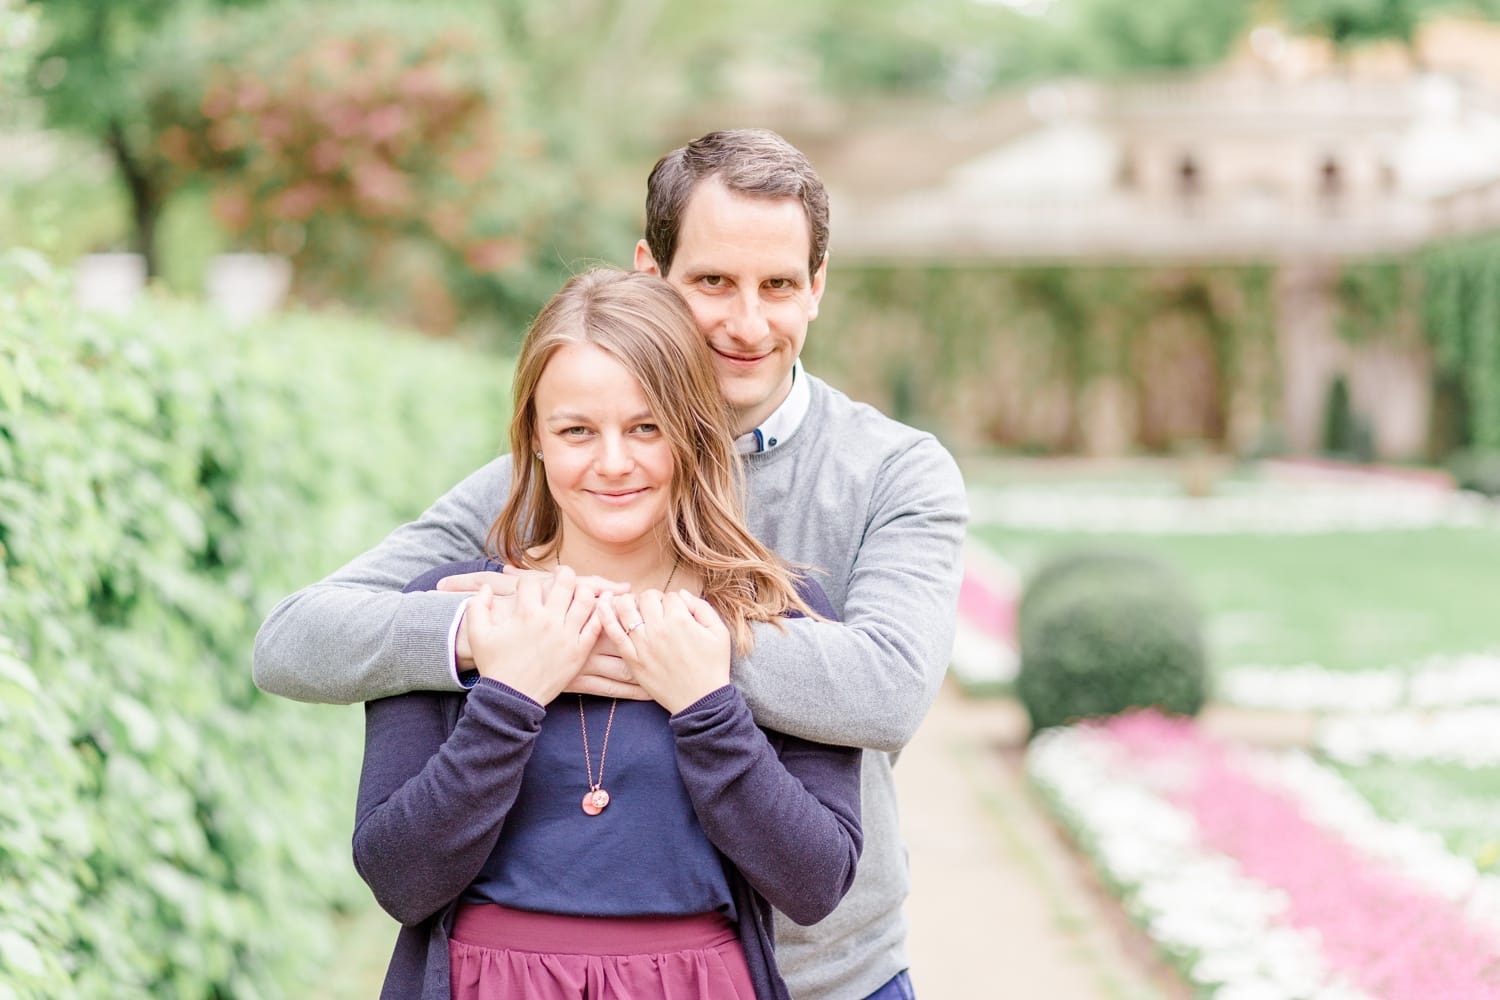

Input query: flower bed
[1028,712,1500,999]
[1221,653,1500,713]
[1317,708,1500,768]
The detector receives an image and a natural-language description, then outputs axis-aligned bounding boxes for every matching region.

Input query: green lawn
[1334,759,1500,869]
[974,526,1500,672]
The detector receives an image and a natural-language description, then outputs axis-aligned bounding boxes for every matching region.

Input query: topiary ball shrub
[1016,549,1209,734]
[1449,448,1500,498]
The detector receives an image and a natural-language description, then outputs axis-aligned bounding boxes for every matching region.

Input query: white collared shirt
[733,361,810,456]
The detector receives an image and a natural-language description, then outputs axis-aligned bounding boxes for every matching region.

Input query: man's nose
[725,292,769,344]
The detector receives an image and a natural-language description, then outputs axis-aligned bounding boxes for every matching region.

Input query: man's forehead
[674,184,813,278]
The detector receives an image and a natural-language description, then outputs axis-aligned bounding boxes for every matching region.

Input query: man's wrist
[446,596,475,687]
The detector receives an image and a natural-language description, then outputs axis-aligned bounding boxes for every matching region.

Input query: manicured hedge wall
[0,251,509,997]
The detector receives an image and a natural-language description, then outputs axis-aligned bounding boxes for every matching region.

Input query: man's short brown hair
[644,129,830,279]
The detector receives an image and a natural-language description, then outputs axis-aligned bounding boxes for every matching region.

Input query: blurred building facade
[767,19,1500,459]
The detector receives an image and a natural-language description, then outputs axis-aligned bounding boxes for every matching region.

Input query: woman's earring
[534,450,543,461]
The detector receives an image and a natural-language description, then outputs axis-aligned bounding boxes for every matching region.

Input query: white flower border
[1315,707,1500,768]
[1220,653,1500,713]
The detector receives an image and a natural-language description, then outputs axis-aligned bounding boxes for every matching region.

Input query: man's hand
[564,637,651,701]
[437,567,631,597]
[443,567,636,679]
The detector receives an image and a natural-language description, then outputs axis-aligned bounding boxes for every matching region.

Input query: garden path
[896,681,1173,999]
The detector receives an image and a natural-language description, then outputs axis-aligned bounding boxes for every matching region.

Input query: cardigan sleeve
[352,680,546,926]
[669,685,863,926]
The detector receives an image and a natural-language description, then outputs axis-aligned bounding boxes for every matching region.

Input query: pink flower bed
[1101,712,1500,999]
[957,570,1016,640]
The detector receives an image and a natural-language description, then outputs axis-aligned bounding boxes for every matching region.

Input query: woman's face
[533,343,675,554]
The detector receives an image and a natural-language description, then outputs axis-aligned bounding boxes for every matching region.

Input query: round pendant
[581,788,610,816]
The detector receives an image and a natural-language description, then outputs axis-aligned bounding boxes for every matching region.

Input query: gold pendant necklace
[576,554,679,816]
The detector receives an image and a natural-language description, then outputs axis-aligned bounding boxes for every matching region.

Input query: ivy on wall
[807,262,1276,453]
[0,251,508,997]
[1421,234,1500,450]
[1333,235,1500,453]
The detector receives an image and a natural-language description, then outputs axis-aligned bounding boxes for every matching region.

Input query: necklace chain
[575,553,678,815]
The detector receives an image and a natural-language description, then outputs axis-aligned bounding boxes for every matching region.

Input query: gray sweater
[253,372,968,999]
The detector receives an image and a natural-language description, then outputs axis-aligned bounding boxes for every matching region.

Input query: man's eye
[767,278,792,290]
[701,275,724,288]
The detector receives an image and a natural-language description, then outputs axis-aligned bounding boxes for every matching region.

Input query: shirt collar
[734,361,810,456]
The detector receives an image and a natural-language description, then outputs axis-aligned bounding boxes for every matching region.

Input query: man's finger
[578,575,632,597]
[565,676,652,700]
[578,651,632,683]
[516,563,630,597]
[437,571,514,594]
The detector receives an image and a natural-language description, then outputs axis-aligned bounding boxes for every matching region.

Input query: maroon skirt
[448,902,756,999]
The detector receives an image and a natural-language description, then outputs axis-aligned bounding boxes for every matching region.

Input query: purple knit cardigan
[352,562,863,999]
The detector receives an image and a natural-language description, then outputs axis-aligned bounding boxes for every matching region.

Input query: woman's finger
[564,587,597,635]
[681,590,720,627]
[683,590,730,640]
[515,571,543,612]
[637,588,665,626]
[597,596,631,651]
[546,564,577,612]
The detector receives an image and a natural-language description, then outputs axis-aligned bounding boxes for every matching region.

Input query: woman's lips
[587,488,648,505]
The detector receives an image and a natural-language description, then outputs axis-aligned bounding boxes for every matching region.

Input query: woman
[353,268,863,999]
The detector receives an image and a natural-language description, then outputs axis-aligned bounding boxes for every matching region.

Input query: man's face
[636,177,827,435]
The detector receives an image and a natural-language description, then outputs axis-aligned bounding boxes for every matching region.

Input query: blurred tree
[1279,0,1500,56]
[1021,0,1255,75]
[28,0,267,276]
[133,3,583,332]
[800,0,1026,98]
[0,0,39,110]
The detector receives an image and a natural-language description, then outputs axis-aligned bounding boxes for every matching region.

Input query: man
[254,128,967,999]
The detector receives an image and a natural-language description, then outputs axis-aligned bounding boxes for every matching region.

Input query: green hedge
[0,250,509,998]
[1016,549,1208,734]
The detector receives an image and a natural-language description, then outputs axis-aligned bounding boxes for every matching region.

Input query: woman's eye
[634,423,659,435]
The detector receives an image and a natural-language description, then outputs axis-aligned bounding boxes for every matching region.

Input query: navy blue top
[353,560,864,1000]
[465,694,736,917]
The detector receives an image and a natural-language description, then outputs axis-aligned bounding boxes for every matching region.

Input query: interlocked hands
[441,566,730,710]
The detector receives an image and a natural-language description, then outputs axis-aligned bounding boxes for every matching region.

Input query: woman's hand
[598,590,731,714]
[466,566,602,705]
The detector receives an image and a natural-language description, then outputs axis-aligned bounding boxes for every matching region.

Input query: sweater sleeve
[668,686,863,926]
[352,680,546,926]
[732,436,968,752]
[252,456,512,704]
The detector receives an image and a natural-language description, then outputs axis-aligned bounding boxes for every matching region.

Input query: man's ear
[807,253,829,322]
[634,240,660,275]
